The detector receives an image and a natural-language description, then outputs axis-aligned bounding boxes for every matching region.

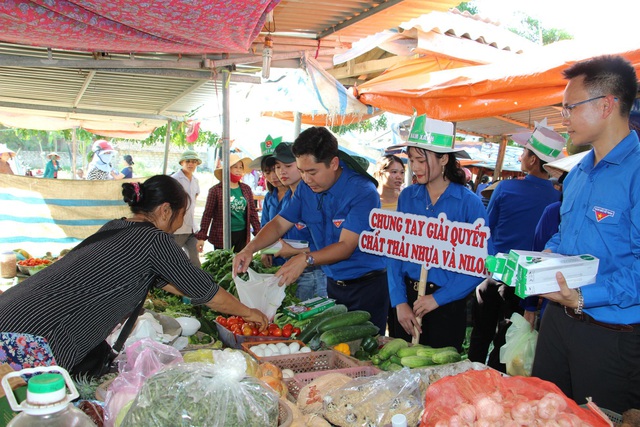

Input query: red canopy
[0,0,279,54]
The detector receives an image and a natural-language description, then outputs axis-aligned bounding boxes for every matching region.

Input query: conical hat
[214,153,253,181]
[543,150,589,179]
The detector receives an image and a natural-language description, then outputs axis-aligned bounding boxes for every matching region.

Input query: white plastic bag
[499,312,538,376]
[233,268,286,321]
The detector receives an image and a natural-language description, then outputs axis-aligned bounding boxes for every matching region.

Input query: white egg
[253,347,265,357]
[299,346,311,353]
[276,342,288,350]
[282,369,295,379]
[267,343,279,352]
[263,347,274,357]
[175,317,201,336]
[256,343,268,349]
[288,342,301,354]
[279,346,290,355]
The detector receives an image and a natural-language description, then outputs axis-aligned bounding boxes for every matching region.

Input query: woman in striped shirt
[0,175,268,371]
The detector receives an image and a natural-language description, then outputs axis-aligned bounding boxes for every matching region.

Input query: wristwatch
[305,254,315,266]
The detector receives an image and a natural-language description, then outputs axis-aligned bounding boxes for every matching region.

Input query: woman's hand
[244,308,269,331]
[196,240,205,253]
[413,294,439,318]
[396,303,421,338]
[261,253,273,268]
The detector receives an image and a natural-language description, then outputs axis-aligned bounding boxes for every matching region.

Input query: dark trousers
[468,279,523,370]
[387,278,467,352]
[532,302,640,413]
[230,230,248,252]
[327,272,389,334]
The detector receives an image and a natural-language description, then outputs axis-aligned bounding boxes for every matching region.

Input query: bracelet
[574,288,584,315]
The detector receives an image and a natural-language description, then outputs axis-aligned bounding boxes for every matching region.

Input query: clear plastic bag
[323,368,423,427]
[499,312,538,376]
[234,268,286,321]
[103,338,183,427]
[121,351,279,427]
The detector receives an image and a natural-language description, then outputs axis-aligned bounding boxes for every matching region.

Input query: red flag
[186,121,200,143]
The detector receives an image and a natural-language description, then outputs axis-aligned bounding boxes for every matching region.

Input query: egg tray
[242,340,306,360]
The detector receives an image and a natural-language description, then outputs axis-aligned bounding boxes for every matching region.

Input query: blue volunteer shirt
[280,188,317,251]
[545,132,640,325]
[387,183,494,308]
[261,189,284,227]
[279,161,384,281]
[487,175,560,254]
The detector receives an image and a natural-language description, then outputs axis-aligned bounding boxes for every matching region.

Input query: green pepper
[354,348,369,361]
[361,336,379,354]
[370,354,381,365]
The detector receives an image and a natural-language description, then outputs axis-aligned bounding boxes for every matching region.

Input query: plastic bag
[103,338,183,427]
[234,268,286,321]
[121,351,279,427]
[499,312,538,376]
[420,369,609,426]
[323,368,423,427]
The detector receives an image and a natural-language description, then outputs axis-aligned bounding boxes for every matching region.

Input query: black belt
[561,304,636,333]
[334,269,386,287]
[405,277,440,295]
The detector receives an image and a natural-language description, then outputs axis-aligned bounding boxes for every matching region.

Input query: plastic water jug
[1,366,96,427]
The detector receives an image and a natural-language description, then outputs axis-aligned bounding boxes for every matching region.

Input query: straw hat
[214,153,253,181]
[47,152,60,159]
[511,118,566,163]
[395,114,470,159]
[249,135,283,170]
[543,150,589,179]
[0,144,16,158]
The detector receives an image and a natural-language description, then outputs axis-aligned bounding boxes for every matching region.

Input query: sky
[471,0,638,42]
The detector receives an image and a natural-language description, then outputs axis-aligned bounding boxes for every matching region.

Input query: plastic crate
[215,321,286,349]
[278,398,293,427]
[287,365,381,399]
[260,349,361,375]
[242,340,306,359]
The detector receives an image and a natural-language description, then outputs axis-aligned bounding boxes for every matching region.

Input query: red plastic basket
[287,365,381,399]
[260,350,361,374]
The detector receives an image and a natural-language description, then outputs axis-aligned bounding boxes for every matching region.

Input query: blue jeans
[295,267,327,301]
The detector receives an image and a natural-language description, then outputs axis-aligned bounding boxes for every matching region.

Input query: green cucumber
[387,363,403,371]
[378,338,409,360]
[397,345,431,358]
[416,348,440,358]
[400,355,436,368]
[319,324,379,347]
[316,310,371,333]
[298,304,348,343]
[432,349,461,365]
[390,355,402,365]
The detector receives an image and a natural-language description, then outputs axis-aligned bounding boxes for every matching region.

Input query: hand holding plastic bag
[234,268,286,321]
[500,312,538,376]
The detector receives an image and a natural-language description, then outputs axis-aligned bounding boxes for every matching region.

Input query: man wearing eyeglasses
[532,55,640,414]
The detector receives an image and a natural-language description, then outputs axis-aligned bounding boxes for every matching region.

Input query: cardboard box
[283,297,335,320]
[487,250,598,298]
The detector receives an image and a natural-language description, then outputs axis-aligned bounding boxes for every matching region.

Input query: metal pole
[71,128,77,179]
[162,119,171,175]
[293,112,302,139]
[221,68,232,250]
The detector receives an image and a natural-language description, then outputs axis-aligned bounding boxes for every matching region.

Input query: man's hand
[274,253,307,286]
[396,303,421,337]
[196,240,205,253]
[274,239,303,259]
[540,271,581,309]
[524,310,536,330]
[232,249,254,277]
[413,294,439,318]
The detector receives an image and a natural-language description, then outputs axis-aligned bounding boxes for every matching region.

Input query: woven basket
[287,365,381,399]
[278,398,293,427]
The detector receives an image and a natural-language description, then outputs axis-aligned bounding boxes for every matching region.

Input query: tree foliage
[329,115,388,135]
[142,120,219,147]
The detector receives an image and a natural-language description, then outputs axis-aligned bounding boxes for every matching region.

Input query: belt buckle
[336,280,347,287]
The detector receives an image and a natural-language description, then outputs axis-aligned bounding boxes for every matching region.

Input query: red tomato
[282,329,292,338]
[242,324,253,336]
[270,327,282,337]
[259,329,270,336]
[215,316,228,327]
[283,323,293,332]
[292,327,302,336]
[246,321,256,329]
[267,323,278,332]
[251,327,259,336]
[227,317,240,326]
[230,324,242,335]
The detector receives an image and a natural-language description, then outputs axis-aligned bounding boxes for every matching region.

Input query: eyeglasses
[560,95,607,118]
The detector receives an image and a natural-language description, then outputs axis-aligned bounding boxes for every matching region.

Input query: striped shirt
[0,219,219,369]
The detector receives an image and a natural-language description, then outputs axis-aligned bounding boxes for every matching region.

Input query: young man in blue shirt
[532,55,640,413]
[233,127,389,331]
